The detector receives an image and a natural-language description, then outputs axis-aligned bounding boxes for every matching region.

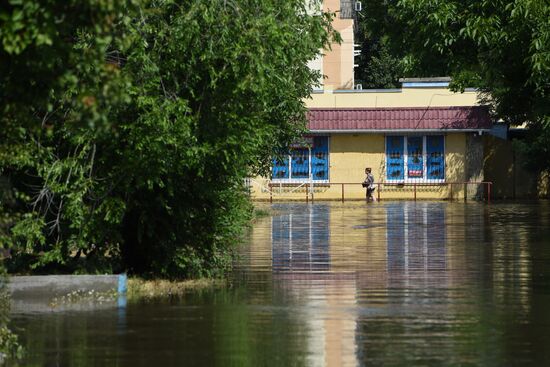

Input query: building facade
[249,1,506,201]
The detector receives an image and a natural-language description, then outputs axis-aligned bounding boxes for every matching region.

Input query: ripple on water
[11,201,550,366]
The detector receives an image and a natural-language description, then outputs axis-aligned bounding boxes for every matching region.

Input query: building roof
[307,106,492,132]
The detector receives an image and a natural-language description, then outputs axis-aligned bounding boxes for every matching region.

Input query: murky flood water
[10,202,550,366]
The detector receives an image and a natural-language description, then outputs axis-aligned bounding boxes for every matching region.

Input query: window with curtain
[272,136,329,182]
[386,135,445,182]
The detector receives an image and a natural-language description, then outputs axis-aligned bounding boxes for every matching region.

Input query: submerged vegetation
[127,277,224,300]
[0,0,336,278]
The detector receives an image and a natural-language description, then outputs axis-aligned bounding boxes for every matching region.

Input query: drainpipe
[513,148,517,200]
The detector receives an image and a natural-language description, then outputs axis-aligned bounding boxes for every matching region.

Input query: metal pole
[341,183,344,203]
[306,185,309,203]
[450,183,453,201]
[464,183,467,202]
[414,183,417,201]
[377,183,381,202]
[270,184,273,203]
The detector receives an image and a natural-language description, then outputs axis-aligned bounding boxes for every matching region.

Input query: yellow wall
[330,134,385,184]
[306,88,480,108]
[446,133,466,183]
[484,135,549,199]
[250,133,470,201]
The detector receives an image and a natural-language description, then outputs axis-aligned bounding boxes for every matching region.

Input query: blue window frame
[272,155,289,179]
[386,136,404,180]
[426,136,445,180]
[386,135,445,182]
[290,148,309,179]
[311,136,329,180]
[272,136,329,181]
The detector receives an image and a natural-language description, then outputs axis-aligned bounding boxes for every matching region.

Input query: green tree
[354,34,403,89]
[1,0,335,277]
[1,0,133,272]
[359,0,549,169]
[356,1,450,84]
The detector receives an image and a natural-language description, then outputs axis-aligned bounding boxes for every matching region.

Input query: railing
[263,181,493,204]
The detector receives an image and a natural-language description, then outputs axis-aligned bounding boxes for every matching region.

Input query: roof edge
[399,77,452,82]
[308,106,488,111]
[309,129,491,134]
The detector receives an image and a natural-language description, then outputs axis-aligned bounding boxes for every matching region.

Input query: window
[386,135,445,182]
[272,136,329,182]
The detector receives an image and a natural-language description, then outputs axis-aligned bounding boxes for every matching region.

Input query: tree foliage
[359,0,549,169]
[354,34,403,89]
[0,0,335,277]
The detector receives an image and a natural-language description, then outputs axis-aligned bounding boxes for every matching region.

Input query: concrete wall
[322,0,355,89]
[8,274,126,299]
[7,274,127,313]
[250,133,471,201]
[306,88,480,108]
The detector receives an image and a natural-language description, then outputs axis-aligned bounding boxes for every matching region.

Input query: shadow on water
[10,201,550,366]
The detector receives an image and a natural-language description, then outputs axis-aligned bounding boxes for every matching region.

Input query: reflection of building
[249,202,545,365]
[263,202,459,366]
[272,205,330,273]
[254,202,488,366]
[386,203,446,275]
[270,204,357,367]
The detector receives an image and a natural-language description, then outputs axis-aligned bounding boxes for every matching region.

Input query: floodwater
[10,202,550,366]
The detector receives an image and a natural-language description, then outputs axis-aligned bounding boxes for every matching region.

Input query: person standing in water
[363,167,375,201]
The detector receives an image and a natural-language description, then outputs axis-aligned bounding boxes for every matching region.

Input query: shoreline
[127,277,226,300]
[5,275,225,313]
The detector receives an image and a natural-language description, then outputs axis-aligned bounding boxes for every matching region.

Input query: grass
[127,277,225,300]
[250,205,272,223]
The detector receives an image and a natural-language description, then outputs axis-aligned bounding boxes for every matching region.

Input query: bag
[362,182,367,188]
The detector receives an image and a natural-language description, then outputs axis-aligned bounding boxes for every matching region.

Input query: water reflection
[10,202,550,366]
[265,203,454,366]
[272,205,330,273]
[385,203,447,294]
[386,203,446,272]
[268,202,449,278]
[253,202,550,366]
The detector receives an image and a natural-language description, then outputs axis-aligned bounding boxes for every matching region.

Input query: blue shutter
[426,136,445,180]
[311,136,329,181]
[272,155,289,179]
[386,136,404,180]
[407,136,424,179]
[290,148,309,179]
